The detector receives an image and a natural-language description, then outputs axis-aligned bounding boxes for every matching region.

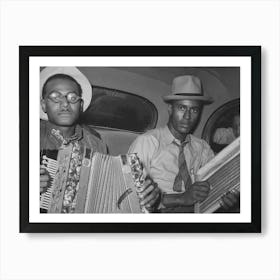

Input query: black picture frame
[20,46,261,233]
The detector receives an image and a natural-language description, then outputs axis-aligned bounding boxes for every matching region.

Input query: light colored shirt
[212,127,236,145]
[128,126,214,194]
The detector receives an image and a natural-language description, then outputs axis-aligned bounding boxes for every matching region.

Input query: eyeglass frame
[45,91,83,104]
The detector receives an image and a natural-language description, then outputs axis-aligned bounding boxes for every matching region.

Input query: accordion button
[82,158,91,167]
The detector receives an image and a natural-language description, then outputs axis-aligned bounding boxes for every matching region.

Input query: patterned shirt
[128,126,214,194]
[40,120,107,213]
[40,120,107,153]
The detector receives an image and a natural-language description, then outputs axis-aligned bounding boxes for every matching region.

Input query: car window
[81,86,158,133]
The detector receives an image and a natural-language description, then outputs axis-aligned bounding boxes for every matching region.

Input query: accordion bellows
[194,137,240,213]
[40,144,146,213]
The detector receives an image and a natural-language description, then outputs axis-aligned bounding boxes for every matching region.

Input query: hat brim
[163,95,213,104]
[40,67,92,120]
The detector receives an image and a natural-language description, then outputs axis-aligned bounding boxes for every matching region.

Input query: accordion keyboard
[40,154,58,211]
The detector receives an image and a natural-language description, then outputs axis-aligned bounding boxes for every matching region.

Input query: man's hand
[220,189,240,212]
[160,180,210,210]
[138,177,161,212]
[182,180,210,206]
[40,166,50,194]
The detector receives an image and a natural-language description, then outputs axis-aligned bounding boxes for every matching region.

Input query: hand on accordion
[40,166,50,194]
[138,177,161,212]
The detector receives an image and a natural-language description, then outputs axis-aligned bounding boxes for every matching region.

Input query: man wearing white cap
[39,67,109,213]
[129,75,239,212]
[40,67,160,213]
[40,67,107,151]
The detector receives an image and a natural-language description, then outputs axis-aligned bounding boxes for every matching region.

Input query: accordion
[40,144,147,213]
[194,137,240,213]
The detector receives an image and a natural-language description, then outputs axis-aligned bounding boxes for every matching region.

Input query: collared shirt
[128,126,214,194]
[40,120,107,213]
[40,119,107,153]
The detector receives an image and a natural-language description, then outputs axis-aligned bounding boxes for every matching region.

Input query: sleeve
[201,140,215,167]
[128,134,158,178]
[82,125,108,155]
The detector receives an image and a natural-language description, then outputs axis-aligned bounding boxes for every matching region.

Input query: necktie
[173,141,192,192]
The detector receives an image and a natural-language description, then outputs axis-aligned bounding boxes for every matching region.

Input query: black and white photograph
[39,66,240,214]
[20,46,260,232]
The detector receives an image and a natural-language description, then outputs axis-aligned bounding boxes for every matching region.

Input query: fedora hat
[163,75,213,104]
[40,67,92,120]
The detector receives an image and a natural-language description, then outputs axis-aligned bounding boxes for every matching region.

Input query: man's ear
[167,103,173,116]
[80,99,84,112]
[40,99,47,113]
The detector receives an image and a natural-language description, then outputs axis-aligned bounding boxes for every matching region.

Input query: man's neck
[48,122,76,139]
[167,123,188,143]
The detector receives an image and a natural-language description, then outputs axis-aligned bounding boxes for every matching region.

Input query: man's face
[168,100,202,137]
[41,78,83,127]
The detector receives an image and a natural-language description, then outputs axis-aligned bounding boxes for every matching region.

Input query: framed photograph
[20,46,261,233]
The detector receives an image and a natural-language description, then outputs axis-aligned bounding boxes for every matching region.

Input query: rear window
[81,86,158,133]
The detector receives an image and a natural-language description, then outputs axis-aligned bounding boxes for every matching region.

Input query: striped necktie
[173,140,192,192]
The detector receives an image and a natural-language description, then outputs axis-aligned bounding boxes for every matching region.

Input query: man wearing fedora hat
[129,75,239,212]
[40,67,160,213]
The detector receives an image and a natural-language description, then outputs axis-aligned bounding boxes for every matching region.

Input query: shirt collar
[45,121,83,147]
[162,126,191,146]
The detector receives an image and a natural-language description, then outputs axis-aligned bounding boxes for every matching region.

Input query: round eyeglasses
[47,91,82,104]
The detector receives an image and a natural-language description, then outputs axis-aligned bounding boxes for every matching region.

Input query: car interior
[77,67,240,155]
